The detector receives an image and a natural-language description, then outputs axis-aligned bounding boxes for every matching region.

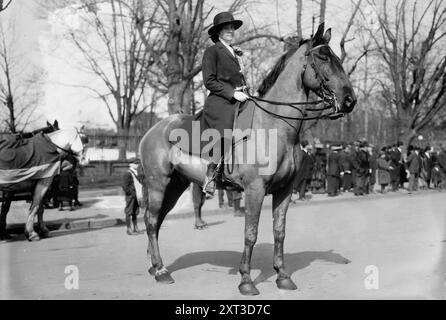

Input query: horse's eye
[315,54,329,62]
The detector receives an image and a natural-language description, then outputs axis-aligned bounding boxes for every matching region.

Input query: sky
[1,0,358,131]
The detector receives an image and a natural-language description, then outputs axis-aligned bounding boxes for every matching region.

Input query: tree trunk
[296,0,303,38]
[168,80,191,114]
[117,127,129,160]
[6,95,16,133]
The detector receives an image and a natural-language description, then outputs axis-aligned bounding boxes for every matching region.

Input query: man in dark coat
[339,145,353,192]
[390,142,403,191]
[367,145,377,193]
[350,141,360,192]
[352,141,370,196]
[326,145,342,196]
[293,140,314,201]
[122,158,142,235]
[406,146,421,192]
[311,145,327,193]
[436,145,446,189]
[201,12,248,195]
[421,146,433,189]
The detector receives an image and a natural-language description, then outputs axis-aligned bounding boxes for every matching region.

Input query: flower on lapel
[233,46,243,57]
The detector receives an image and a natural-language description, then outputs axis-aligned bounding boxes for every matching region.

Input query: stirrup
[203,176,216,195]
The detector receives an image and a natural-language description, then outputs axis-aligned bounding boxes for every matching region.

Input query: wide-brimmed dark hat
[208,12,243,36]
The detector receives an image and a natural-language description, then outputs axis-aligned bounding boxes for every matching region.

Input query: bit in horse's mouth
[328,112,344,120]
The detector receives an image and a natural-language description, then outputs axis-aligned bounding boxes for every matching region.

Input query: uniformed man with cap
[122,157,142,235]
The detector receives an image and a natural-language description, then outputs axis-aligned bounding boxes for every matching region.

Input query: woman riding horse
[201,11,249,195]
[139,23,356,295]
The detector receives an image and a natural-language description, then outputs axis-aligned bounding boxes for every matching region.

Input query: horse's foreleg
[272,184,297,290]
[192,183,207,229]
[238,180,265,296]
[0,200,11,240]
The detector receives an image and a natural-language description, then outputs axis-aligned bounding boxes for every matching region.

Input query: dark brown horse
[139,24,357,295]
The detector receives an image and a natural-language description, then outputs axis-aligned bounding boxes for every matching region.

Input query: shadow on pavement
[166,243,351,285]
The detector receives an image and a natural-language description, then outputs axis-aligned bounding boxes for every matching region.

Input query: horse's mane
[257,39,309,97]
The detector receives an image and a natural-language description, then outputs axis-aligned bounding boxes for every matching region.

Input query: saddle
[171,100,255,158]
[0,133,61,185]
[170,101,255,192]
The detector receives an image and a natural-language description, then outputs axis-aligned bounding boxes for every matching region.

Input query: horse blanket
[0,133,61,185]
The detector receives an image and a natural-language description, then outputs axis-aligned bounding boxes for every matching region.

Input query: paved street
[1,191,445,299]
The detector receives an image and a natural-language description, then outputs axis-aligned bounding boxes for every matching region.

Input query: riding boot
[126,215,136,235]
[203,163,218,196]
[233,199,246,216]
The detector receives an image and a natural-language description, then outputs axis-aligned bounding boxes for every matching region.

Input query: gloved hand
[233,91,248,102]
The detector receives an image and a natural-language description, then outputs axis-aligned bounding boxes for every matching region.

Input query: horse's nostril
[345,95,353,104]
[343,95,356,111]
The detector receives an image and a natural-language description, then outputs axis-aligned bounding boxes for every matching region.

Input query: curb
[5,189,443,236]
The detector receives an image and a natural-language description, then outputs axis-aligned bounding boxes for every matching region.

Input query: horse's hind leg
[272,184,297,290]
[192,183,207,229]
[25,178,53,241]
[238,179,265,296]
[36,205,49,238]
[146,171,189,284]
[0,200,12,240]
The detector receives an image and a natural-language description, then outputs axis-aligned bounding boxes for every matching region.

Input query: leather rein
[246,43,345,121]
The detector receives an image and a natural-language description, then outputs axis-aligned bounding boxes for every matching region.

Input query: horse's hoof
[155,272,175,284]
[149,267,174,284]
[238,281,260,296]
[276,277,298,290]
[27,232,41,242]
[194,221,208,230]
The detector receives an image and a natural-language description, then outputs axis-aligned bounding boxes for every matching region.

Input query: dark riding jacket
[201,41,245,136]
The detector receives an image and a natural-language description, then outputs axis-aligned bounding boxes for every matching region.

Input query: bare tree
[0,22,42,133]
[45,0,161,159]
[366,0,446,145]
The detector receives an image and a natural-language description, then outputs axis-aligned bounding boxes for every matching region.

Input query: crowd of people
[293,139,446,201]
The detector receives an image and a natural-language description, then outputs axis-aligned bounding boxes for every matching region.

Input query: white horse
[0,127,85,241]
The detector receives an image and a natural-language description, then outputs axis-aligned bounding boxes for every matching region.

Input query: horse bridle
[246,42,344,122]
[48,129,83,157]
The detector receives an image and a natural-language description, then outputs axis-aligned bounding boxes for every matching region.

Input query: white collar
[219,38,234,56]
[129,167,138,176]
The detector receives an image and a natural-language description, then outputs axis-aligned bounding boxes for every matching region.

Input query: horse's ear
[46,121,51,126]
[313,23,325,45]
[323,28,331,44]
[54,120,59,129]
